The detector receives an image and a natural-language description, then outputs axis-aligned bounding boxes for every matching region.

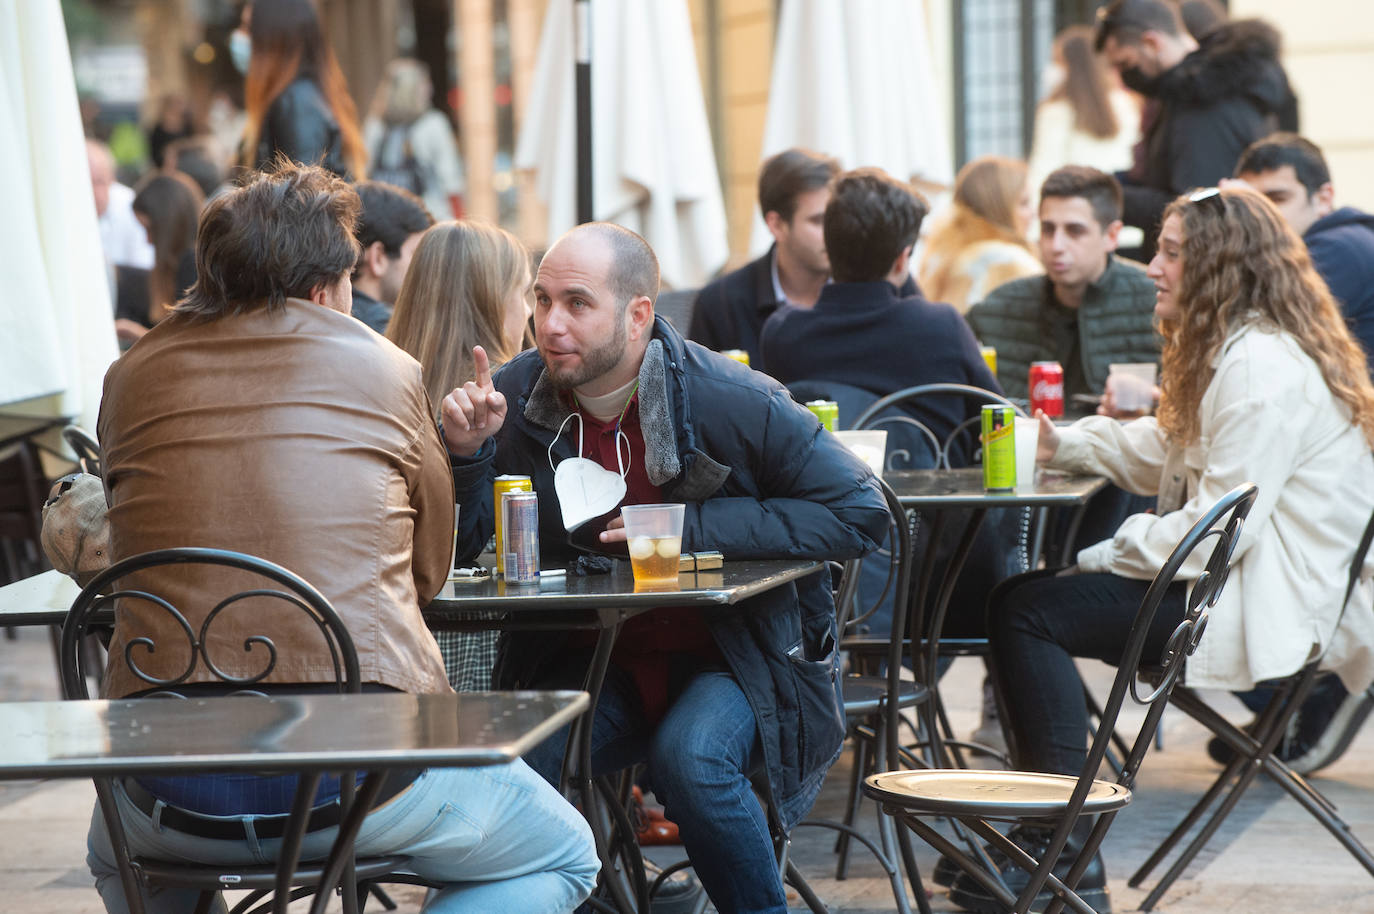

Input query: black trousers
[987,570,1185,775]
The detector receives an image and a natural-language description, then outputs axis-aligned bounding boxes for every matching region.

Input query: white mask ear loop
[615,429,630,479]
[548,412,585,472]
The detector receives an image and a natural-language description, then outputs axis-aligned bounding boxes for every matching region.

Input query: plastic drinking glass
[833,429,888,479]
[621,504,685,585]
[1013,417,1039,491]
[1108,363,1157,416]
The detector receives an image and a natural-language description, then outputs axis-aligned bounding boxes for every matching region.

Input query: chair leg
[833,730,869,878]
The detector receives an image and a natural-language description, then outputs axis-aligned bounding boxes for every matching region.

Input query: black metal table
[883,469,1107,767]
[0,568,81,626]
[425,557,824,914]
[0,690,587,909]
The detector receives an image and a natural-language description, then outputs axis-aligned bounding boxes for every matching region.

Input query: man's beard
[543,319,628,390]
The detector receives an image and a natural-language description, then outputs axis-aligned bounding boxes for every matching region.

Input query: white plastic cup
[621,504,686,585]
[1014,417,1039,491]
[1108,363,1157,415]
[833,429,888,480]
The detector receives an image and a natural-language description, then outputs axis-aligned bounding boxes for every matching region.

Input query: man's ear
[1314,182,1336,215]
[361,240,389,279]
[763,210,787,242]
[1103,219,1123,251]
[627,295,655,340]
[307,283,330,307]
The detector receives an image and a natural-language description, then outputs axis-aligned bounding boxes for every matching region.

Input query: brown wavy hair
[386,221,533,410]
[1155,187,1374,447]
[239,0,367,179]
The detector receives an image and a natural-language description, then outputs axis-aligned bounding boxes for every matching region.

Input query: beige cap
[40,473,111,587]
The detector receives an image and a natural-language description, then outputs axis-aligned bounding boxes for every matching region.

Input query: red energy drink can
[1029,362,1064,418]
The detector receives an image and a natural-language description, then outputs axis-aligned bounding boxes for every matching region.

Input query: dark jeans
[988,570,1185,775]
[525,656,786,914]
[1049,484,1157,564]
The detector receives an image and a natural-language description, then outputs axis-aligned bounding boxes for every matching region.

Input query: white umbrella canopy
[515,0,729,290]
[751,0,955,255]
[0,0,118,428]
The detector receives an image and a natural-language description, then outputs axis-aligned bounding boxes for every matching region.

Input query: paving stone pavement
[1,625,1370,913]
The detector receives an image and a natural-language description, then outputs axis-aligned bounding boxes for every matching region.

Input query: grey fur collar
[523,340,682,486]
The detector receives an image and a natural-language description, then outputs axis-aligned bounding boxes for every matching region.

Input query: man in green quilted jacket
[967,166,1159,403]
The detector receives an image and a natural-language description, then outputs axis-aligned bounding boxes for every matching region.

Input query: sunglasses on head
[1188,186,1225,216]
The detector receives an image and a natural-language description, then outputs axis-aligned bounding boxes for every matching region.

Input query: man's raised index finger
[473,345,492,389]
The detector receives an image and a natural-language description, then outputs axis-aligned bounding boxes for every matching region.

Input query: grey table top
[0,690,588,780]
[0,569,82,626]
[884,468,1108,508]
[424,559,824,629]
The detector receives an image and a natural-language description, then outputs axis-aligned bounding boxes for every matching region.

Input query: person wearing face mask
[1093,0,1297,261]
[442,222,889,914]
[1026,26,1141,208]
[231,0,367,179]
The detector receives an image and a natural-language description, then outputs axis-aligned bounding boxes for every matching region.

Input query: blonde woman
[918,156,1043,312]
[364,58,465,220]
[952,187,1374,911]
[387,220,532,690]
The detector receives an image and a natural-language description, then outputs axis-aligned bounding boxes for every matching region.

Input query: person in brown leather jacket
[87,162,597,914]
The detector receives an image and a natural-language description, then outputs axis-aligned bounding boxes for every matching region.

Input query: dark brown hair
[240,0,366,178]
[758,148,841,222]
[1040,165,1124,229]
[1048,26,1119,140]
[132,171,205,320]
[823,168,928,283]
[178,159,360,319]
[1094,0,1184,51]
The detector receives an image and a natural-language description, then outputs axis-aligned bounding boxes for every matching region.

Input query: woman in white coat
[950,187,1374,913]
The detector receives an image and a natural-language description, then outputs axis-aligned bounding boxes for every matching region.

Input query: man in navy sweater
[1234,133,1374,377]
[761,166,1000,466]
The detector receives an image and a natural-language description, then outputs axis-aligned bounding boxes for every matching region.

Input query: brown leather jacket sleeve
[406,400,456,605]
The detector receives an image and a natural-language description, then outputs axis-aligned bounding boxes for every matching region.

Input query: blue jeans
[87,761,599,914]
[525,663,788,914]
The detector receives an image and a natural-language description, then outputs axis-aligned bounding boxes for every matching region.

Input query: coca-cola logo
[1031,380,1064,399]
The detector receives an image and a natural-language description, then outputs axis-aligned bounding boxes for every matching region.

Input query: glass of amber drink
[622,504,685,585]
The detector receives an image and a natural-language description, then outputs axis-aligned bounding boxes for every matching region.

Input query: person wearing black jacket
[441,222,888,914]
[1095,0,1297,258]
[1235,133,1374,383]
[689,148,839,369]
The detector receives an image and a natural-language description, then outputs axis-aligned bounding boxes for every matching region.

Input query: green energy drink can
[721,349,750,366]
[805,400,839,432]
[981,405,1016,492]
[493,475,533,576]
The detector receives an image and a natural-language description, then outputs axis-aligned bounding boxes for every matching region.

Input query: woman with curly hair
[233,0,366,179]
[947,187,1374,913]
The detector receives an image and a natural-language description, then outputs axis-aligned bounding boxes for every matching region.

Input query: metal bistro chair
[62,425,104,478]
[864,482,1257,914]
[1129,502,1374,910]
[59,547,411,914]
[793,476,932,914]
[850,384,1034,769]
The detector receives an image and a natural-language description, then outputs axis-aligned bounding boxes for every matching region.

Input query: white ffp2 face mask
[548,413,628,530]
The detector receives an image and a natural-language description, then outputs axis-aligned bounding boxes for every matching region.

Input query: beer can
[721,349,750,366]
[493,475,533,576]
[980,346,998,376]
[501,492,541,584]
[1029,361,1065,418]
[981,405,1016,492]
[805,399,839,432]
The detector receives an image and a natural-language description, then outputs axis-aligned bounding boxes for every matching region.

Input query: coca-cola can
[1029,361,1065,418]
